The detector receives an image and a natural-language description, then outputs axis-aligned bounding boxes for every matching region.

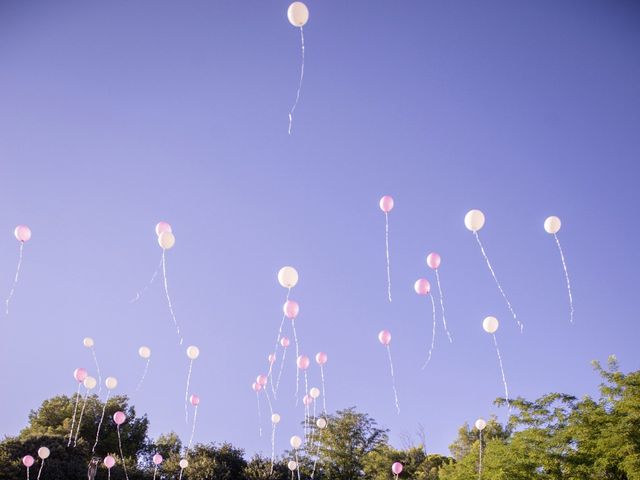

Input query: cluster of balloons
[5,224,32,315]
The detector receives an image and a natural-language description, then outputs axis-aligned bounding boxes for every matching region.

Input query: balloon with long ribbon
[22,455,34,480]
[379,196,394,302]
[113,411,129,480]
[426,253,453,342]
[544,216,574,323]
[156,224,183,344]
[93,376,118,453]
[415,279,438,369]
[6,225,31,315]
[36,447,49,480]
[184,346,200,424]
[83,337,102,395]
[103,455,116,480]
[73,376,97,447]
[152,454,163,480]
[135,346,152,392]
[378,330,400,414]
[270,266,298,399]
[483,317,510,408]
[187,395,200,452]
[315,352,328,415]
[68,368,88,446]
[475,418,487,479]
[286,2,309,134]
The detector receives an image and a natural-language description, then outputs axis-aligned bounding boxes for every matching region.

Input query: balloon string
[493,334,510,410]
[288,26,305,135]
[292,319,300,406]
[320,365,327,415]
[135,358,151,392]
[130,257,162,303]
[473,231,522,333]
[108,469,111,480]
[270,422,277,474]
[421,294,437,370]
[303,370,309,438]
[478,430,483,480]
[92,390,111,453]
[162,250,184,345]
[90,346,103,396]
[295,451,301,480]
[270,288,291,399]
[26,466,29,480]
[435,269,453,343]
[153,466,158,480]
[386,345,400,414]
[68,384,81,446]
[184,359,194,425]
[117,425,130,480]
[275,346,288,399]
[74,389,90,447]
[178,467,184,480]
[187,405,199,451]
[5,241,24,315]
[36,459,45,480]
[554,234,574,324]
[256,391,263,437]
[385,212,392,302]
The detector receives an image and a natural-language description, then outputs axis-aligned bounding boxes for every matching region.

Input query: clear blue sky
[1,0,639,458]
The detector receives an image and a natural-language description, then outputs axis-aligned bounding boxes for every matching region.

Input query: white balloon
[278,266,299,289]
[179,459,189,469]
[288,460,298,471]
[290,435,302,449]
[544,216,561,234]
[138,346,152,359]
[105,376,118,390]
[83,337,94,348]
[475,418,487,431]
[464,209,485,232]
[287,2,309,27]
[186,345,200,360]
[483,316,499,334]
[83,376,97,390]
[271,413,281,424]
[309,387,320,399]
[37,447,50,460]
[316,417,327,429]
[158,231,176,250]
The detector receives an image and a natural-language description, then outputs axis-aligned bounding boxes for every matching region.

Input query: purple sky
[1,0,639,458]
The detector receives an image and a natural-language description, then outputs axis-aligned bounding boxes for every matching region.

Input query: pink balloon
[268,353,276,364]
[155,221,172,236]
[190,394,200,406]
[283,300,300,319]
[379,195,394,213]
[14,225,32,243]
[378,330,392,346]
[22,455,35,468]
[414,278,431,295]
[315,352,328,365]
[303,394,313,406]
[297,355,310,370]
[113,411,126,425]
[426,252,441,270]
[152,453,163,465]
[256,374,268,386]
[280,337,290,348]
[252,382,262,392]
[104,455,116,469]
[73,368,88,383]
[392,462,403,475]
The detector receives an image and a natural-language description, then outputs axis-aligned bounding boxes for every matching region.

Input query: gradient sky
[1,0,639,459]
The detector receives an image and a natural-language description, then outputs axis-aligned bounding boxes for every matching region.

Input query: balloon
[152,453,163,465]
[414,278,431,295]
[316,417,327,429]
[158,231,176,250]
[288,460,298,471]
[544,216,561,234]
[186,345,200,360]
[113,411,126,425]
[309,387,320,399]
[190,394,200,406]
[483,316,499,334]
[287,2,308,27]
[104,455,116,469]
[105,376,118,390]
[290,435,302,449]
[278,266,299,289]
[155,222,172,236]
[475,418,487,431]
[297,355,310,370]
[252,382,262,392]
[283,300,299,319]
[271,413,281,424]
[257,374,268,386]
[138,346,151,359]
[14,225,31,243]
[280,337,290,348]
[378,329,391,346]
[83,337,94,348]
[73,368,88,383]
[37,447,50,460]
[22,455,34,467]
[426,252,441,270]
[303,394,313,406]
[379,195,394,213]
[179,459,189,469]
[83,376,97,390]
[315,352,327,365]
[268,353,276,364]
[464,209,485,232]
[392,462,403,475]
